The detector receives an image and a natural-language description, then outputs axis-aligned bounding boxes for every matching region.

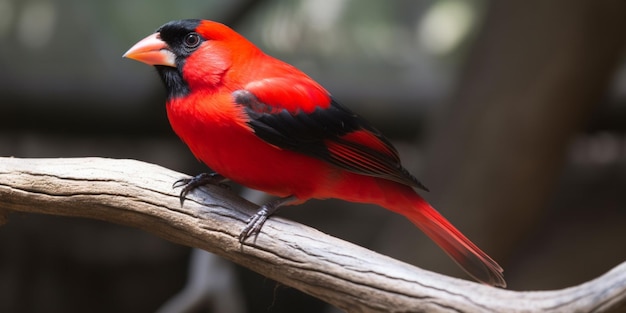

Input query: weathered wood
[0,157,625,312]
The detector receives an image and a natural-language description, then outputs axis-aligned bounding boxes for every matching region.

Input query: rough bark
[0,157,625,312]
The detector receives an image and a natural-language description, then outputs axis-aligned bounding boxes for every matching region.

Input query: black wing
[233,89,428,191]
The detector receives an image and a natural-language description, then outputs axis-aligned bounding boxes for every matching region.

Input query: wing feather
[233,85,427,191]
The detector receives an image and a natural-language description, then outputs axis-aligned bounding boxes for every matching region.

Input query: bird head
[124,19,259,99]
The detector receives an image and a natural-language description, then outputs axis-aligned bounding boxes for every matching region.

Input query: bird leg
[173,173,229,206]
[239,195,298,242]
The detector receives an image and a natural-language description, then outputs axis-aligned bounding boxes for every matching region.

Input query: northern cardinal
[124,19,505,287]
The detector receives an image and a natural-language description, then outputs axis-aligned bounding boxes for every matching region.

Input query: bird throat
[155,64,191,100]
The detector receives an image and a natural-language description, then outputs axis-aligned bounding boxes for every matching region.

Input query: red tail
[400,191,506,287]
[318,173,505,286]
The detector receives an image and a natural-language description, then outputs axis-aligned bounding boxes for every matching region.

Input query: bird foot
[239,206,270,242]
[173,173,228,206]
[238,195,297,242]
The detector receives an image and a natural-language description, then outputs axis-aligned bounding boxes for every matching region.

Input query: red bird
[124,19,505,287]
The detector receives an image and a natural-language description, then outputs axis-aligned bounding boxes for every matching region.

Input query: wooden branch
[1,157,625,312]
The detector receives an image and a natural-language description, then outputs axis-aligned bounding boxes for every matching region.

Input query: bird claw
[173,172,228,206]
[238,207,269,242]
[238,195,297,243]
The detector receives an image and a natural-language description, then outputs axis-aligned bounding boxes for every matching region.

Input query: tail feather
[403,193,506,287]
[330,174,505,287]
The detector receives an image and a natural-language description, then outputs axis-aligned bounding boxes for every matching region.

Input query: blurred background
[2,0,626,312]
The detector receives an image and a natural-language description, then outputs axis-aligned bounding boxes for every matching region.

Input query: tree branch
[0,157,624,312]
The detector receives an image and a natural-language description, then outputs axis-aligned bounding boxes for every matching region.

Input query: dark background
[2,0,626,312]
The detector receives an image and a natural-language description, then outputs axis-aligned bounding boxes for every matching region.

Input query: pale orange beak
[123,32,176,67]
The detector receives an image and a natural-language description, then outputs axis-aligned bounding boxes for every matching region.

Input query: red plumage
[124,19,505,287]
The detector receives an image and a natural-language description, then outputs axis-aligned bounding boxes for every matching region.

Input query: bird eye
[183,33,201,49]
